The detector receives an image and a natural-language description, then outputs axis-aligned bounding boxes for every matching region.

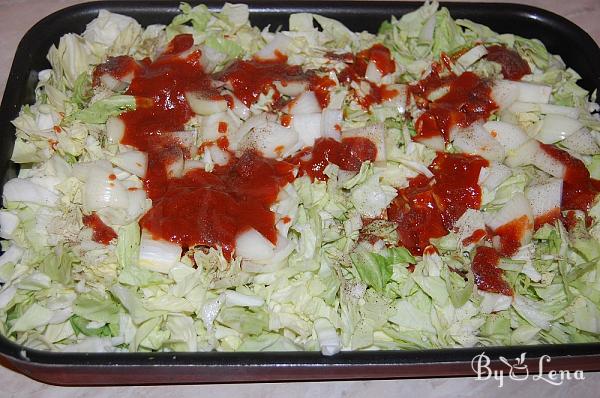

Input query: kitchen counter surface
[0,1,598,397]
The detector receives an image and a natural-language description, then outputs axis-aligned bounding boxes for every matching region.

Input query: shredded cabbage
[1,1,599,355]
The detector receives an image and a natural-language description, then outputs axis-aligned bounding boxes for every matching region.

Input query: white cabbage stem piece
[254,33,291,61]
[505,139,566,179]
[185,92,228,115]
[284,91,322,115]
[106,116,125,144]
[273,80,308,97]
[235,228,276,262]
[200,144,231,167]
[561,128,600,155]
[0,211,19,239]
[238,119,299,159]
[414,134,445,152]
[98,73,133,91]
[236,228,293,266]
[365,61,383,84]
[452,122,505,161]
[291,113,322,147]
[314,318,341,356]
[507,102,579,119]
[0,245,24,272]
[138,230,182,274]
[111,150,148,178]
[456,45,488,69]
[478,162,512,191]
[3,178,59,207]
[491,80,552,108]
[526,179,563,225]
[321,109,343,141]
[222,92,250,120]
[200,112,237,142]
[223,290,264,307]
[536,114,583,144]
[483,121,529,151]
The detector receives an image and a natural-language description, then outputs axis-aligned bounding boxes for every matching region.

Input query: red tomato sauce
[309,75,336,108]
[485,45,531,81]
[539,144,600,213]
[140,151,294,260]
[534,208,561,230]
[280,114,292,127]
[411,70,498,142]
[219,57,335,109]
[83,213,118,245]
[472,246,513,296]
[288,137,378,181]
[358,83,399,109]
[92,35,298,258]
[561,210,580,231]
[387,152,489,255]
[462,228,487,246]
[338,43,395,83]
[92,55,142,87]
[218,121,228,134]
[218,57,306,107]
[337,44,398,109]
[492,214,532,257]
[100,35,221,200]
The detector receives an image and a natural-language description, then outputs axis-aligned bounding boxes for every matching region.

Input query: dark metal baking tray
[0,0,599,386]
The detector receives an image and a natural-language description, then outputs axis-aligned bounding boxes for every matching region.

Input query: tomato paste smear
[338,43,396,83]
[387,152,489,255]
[462,228,487,247]
[218,54,304,107]
[484,45,531,81]
[561,210,582,231]
[493,215,532,257]
[411,69,498,143]
[92,34,295,258]
[472,246,513,296]
[540,144,600,214]
[216,51,338,109]
[409,46,528,142]
[534,208,561,231]
[83,213,118,245]
[288,137,378,181]
[337,43,398,108]
[310,75,337,108]
[140,151,294,260]
[101,34,222,200]
[92,55,142,87]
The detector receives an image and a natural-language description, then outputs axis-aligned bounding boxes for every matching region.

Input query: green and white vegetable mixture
[0,1,599,354]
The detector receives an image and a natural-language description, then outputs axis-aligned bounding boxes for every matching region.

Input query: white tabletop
[0,0,599,396]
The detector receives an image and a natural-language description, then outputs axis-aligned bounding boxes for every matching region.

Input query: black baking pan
[0,1,599,386]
